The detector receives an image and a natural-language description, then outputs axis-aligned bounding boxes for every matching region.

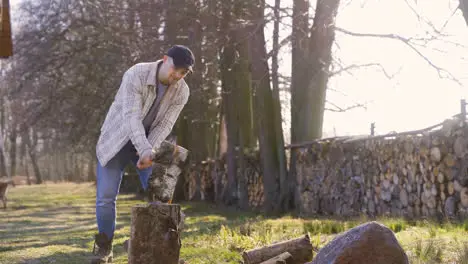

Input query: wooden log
[454,136,467,158]
[259,252,294,264]
[461,188,468,208]
[242,234,313,264]
[128,203,183,264]
[454,180,462,192]
[400,189,408,207]
[448,181,455,195]
[147,141,189,203]
[430,147,441,162]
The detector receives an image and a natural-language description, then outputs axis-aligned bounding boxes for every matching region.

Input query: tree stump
[128,203,183,264]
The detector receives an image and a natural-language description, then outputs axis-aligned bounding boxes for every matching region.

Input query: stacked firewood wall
[186,118,468,219]
[296,119,468,219]
[186,152,264,209]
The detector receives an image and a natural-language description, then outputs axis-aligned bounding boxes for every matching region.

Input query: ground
[1,183,468,264]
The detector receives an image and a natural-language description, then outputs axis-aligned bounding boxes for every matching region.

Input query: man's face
[167,66,190,85]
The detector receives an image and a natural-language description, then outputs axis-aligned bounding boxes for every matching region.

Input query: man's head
[159,45,195,85]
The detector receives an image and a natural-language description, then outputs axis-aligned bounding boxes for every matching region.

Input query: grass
[1,183,468,263]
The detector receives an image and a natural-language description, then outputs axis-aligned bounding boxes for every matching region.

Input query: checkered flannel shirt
[96,60,189,167]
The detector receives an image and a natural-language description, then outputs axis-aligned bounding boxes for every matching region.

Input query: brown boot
[91,233,113,263]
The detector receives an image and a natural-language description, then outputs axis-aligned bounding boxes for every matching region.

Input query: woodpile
[296,118,468,219]
[242,234,314,264]
[184,117,468,220]
[186,150,264,209]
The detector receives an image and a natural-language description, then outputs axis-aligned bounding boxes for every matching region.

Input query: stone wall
[186,118,468,219]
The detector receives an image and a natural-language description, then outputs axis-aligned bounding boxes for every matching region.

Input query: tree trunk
[289,0,340,211]
[204,0,222,160]
[220,0,239,206]
[271,0,289,212]
[25,153,31,185]
[233,21,255,210]
[0,131,7,179]
[247,0,281,214]
[460,0,468,26]
[127,203,183,264]
[19,128,30,184]
[306,0,341,139]
[290,0,310,144]
[28,146,42,184]
[289,0,310,211]
[26,128,42,184]
[218,113,228,157]
[8,122,16,178]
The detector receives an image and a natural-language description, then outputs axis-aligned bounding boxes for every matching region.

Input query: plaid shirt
[96,60,189,167]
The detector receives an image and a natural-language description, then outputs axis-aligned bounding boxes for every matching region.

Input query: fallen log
[259,252,294,264]
[127,203,183,264]
[242,234,313,264]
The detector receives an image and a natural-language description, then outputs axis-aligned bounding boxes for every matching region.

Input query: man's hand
[137,151,153,170]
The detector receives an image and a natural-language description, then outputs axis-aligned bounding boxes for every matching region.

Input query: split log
[242,234,313,264]
[448,181,455,195]
[147,141,189,203]
[431,147,441,162]
[259,252,294,264]
[461,188,468,208]
[400,189,408,207]
[454,136,467,158]
[127,203,183,264]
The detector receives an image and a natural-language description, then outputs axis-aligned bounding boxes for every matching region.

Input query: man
[91,45,194,264]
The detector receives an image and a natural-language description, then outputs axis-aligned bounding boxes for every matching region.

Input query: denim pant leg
[95,151,129,240]
[130,154,152,191]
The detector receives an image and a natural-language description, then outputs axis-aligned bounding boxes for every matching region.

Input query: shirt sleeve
[121,66,153,157]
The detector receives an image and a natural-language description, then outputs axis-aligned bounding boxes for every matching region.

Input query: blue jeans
[95,141,152,240]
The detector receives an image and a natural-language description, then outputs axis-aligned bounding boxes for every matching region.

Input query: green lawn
[1,183,468,263]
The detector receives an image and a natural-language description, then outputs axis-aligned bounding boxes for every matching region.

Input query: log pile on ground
[296,118,468,219]
[242,234,314,264]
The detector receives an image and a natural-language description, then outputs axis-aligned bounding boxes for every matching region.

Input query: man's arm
[147,98,187,151]
[121,66,153,158]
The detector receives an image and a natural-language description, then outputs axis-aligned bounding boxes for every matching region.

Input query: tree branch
[266,34,291,59]
[335,27,463,86]
[325,100,367,112]
[329,62,396,79]
[403,0,449,36]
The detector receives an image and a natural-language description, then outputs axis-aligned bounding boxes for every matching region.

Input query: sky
[267,0,468,140]
[7,0,468,142]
